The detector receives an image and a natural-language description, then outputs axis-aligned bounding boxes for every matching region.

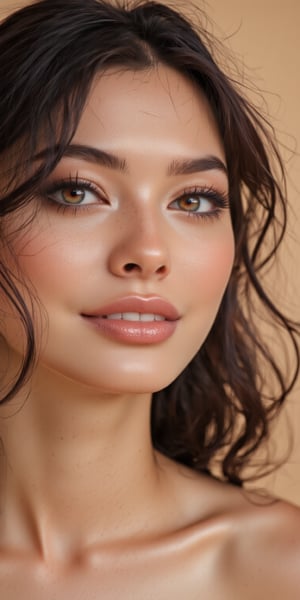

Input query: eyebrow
[167,156,227,176]
[35,144,128,172]
[35,144,227,176]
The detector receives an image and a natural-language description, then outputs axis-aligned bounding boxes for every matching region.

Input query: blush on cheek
[10,229,71,301]
[208,240,235,296]
[187,235,234,301]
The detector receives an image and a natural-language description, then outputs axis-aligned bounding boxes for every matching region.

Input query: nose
[107,210,171,280]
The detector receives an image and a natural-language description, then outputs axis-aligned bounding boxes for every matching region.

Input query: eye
[169,187,228,216]
[56,186,91,205]
[173,194,214,213]
[44,178,103,207]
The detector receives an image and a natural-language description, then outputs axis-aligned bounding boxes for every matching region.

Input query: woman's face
[1,65,234,394]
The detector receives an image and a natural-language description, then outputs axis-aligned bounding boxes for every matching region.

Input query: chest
[0,546,226,600]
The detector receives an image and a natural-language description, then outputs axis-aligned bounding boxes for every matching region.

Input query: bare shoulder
[158,455,300,599]
[203,481,300,599]
[222,495,300,599]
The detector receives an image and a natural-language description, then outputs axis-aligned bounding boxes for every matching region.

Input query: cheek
[148,221,233,375]
[11,232,86,306]
[0,220,76,350]
[184,226,234,300]
[179,226,234,349]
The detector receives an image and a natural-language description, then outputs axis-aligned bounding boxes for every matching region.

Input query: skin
[0,65,300,599]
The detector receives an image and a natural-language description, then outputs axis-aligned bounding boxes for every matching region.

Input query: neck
[0,364,163,559]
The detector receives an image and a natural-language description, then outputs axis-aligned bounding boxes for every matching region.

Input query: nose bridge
[132,200,165,249]
[108,199,171,279]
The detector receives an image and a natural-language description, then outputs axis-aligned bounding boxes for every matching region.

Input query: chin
[37,355,182,396]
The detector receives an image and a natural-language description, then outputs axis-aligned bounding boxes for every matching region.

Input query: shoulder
[219,493,300,599]
[158,455,300,598]
[199,482,300,599]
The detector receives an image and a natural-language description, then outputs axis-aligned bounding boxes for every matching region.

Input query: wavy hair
[0,0,298,484]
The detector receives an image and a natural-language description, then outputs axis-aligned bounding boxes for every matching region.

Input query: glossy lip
[81,295,180,321]
[81,296,180,345]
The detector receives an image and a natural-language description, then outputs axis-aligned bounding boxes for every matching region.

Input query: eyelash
[41,176,103,216]
[41,177,230,220]
[172,186,230,221]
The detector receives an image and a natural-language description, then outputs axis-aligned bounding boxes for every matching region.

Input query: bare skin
[0,453,300,599]
[0,65,300,599]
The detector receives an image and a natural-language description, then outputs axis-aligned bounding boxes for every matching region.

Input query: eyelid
[170,185,229,207]
[41,176,109,205]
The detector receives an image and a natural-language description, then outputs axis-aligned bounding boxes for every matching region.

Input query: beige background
[1,0,300,505]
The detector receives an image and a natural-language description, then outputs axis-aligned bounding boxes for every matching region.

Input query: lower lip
[81,316,178,344]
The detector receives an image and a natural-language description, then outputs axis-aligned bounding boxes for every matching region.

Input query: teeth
[106,313,122,320]
[141,313,165,322]
[105,312,165,322]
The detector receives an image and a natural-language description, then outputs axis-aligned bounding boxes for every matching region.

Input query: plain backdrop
[0,0,300,505]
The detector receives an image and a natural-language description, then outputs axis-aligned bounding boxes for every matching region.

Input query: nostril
[124,263,139,272]
[157,265,167,275]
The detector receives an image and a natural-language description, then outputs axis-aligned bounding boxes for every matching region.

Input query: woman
[0,0,299,597]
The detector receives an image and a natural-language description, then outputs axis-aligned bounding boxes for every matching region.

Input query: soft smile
[82,295,179,321]
[81,296,180,344]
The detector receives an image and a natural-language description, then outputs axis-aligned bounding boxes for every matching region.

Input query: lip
[82,296,180,321]
[81,295,180,345]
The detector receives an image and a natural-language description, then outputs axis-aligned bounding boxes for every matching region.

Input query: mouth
[82,295,179,322]
[102,312,166,322]
[81,296,180,344]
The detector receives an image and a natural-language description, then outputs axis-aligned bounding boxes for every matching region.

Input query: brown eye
[44,180,101,207]
[169,192,214,214]
[61,187,86,204]
[177,196,202,212]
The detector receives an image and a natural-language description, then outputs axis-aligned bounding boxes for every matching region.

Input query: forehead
[73,64,225,162]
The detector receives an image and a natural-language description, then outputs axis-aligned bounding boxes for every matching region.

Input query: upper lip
[82,296,180,321]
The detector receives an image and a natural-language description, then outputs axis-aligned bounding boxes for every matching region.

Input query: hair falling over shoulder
[0,0,298,486]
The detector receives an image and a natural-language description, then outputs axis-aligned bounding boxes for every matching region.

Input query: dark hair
[0,0,298,485]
